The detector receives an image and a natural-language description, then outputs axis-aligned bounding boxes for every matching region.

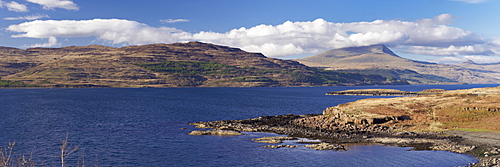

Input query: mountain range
[2,42,498,88]
[0,42,405,88]
[297,45,500,84]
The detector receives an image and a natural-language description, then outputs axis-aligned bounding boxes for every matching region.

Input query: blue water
[1,84,496,166]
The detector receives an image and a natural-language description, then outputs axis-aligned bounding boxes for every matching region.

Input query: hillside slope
[457,60,500,81]
[323,86,500,131]
[297,45,500,84]
[0,42,406,88]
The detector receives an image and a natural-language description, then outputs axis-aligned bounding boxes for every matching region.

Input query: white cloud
[26,0,78,11]
[416,13,455,25]
[7,19,183,44]
[0,0,28,12]
[5,14,499,60]
[3,14,49,20]
[489,38,500,47]
[449,0,489,3]
[26,36,59,47]
[462,55,500,64]
[160,19,189,23]
[242,43,305,56]
[432,56,468,64]
[187,14,486,57]
[486,38,500,55]
[403,45,494,56]
[433,55,500,64]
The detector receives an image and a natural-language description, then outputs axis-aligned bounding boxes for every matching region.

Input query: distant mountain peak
[460,59,500,65]
[346,44,398,56]
[297,44,403,65]
[319,44,400,58]
[297,44,500,84]
[462,60,477,64]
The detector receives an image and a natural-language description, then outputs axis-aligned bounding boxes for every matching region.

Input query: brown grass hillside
[0,42,406,88]
[324,86,500,131]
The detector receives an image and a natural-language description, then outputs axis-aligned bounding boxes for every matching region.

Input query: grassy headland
[323,86,500,131]
[191,86,500,166]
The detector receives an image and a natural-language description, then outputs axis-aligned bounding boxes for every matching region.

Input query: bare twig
[0,141,16,166]
[60,133,79,167]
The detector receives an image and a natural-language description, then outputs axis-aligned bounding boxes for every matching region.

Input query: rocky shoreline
[190,113,499,166]
[325,88,447,96]
[190,86,500,166]
[326,89,419,96]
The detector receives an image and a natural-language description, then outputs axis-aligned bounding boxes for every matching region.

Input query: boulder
[304,143,346,151]
[261,145,298,149]
[252,136,297,143]
[188,129,244,136]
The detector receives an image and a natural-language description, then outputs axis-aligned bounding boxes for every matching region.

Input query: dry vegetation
[325,86,500,131]
[298,45,500,84]
[1,134,93,167]
[326,89,418,96]
[1,42,405,88]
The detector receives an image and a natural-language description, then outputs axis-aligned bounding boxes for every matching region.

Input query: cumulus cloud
[416,13,456,25]
[449,0,489,3]
[0,0,28,12]
[187,15,487,57]
[433,55,500,64]
[3,14,49,20]
[242,43,305,56]
[489,38,500,47]
[7,19,183,45]
[461,55,500,64]
[26,0,78,10]
[6,14,499,60]
[26,36,59,47]
[160,19,189,23]
[403,45,494,56]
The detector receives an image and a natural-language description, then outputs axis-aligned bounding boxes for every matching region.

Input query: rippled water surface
[2,84,495,166]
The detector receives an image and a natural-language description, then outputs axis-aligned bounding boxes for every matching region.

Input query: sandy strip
[445,131,500,146]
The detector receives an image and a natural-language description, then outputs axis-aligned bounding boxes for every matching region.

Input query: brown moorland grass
[326,86,500,131]
[435,94,500,130]
[1,134,93,167]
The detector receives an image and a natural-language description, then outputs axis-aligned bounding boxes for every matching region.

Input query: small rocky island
[190,86,500,166]
[326,89,418,96]
[325,88,446,96]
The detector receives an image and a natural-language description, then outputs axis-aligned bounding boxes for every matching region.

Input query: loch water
[1,84,497,166]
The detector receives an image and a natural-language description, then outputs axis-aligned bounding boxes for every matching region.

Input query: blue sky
[1,0,499,64]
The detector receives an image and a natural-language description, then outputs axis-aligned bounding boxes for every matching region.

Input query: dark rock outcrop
[190,113,497,166]
[188,129,244,136]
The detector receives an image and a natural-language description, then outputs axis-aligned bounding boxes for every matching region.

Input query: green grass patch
[136,61,239,75]
[232,77,275,82]
[0,80,40,87]
[134,60,408,86]
[447,128,500,133]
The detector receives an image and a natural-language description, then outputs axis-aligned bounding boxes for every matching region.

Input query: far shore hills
[1,42,500,88]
